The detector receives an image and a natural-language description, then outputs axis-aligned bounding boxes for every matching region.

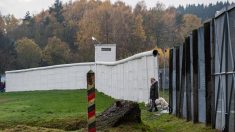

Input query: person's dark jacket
[150,81,159,100]
[0,82,3,89]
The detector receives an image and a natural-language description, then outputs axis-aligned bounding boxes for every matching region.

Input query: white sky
[0,0,231,18]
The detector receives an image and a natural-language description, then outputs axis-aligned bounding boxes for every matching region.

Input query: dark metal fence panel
[173,48,177,115]
[210,19,216,129]
[214,6,235,132]
[185,37,192,121]
[178,44,187,118]
[204,21,213,126]
[192,29,199,123]
[169,49,174,114]
[198,27,206,123]
[190,35,195,122]
[214,11,226,131]
[179,45,183,117]
[168,5,235,131]
[182,43,187,118]
[227,7,235,132]
[176,47,180,117]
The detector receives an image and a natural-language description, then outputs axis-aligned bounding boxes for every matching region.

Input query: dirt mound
[2,125,64,132]
[42,119,86,131]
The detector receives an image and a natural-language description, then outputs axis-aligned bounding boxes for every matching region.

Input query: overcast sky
[0,0,229,18]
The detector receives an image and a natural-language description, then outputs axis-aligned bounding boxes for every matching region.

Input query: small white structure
[95,44,116,62]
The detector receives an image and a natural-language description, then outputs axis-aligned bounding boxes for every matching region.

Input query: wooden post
[192,29,199,123]
[87,70,96,132]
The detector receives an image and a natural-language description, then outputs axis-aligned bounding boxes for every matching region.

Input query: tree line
[0,0,230,73]
[177,1,233,21]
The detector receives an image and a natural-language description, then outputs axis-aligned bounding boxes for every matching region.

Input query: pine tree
[49,0,65,23]
[23,11,32,24]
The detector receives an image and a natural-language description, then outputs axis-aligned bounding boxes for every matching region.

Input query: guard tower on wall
[95,44,116,62]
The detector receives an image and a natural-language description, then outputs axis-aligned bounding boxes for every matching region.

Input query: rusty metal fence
[169,5,235,132]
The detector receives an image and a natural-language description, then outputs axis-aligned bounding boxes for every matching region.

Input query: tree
[23,11,33,24]
[15,38,42,68]
[143,2,165,48]
[180,14,201,37]
[110,1,134,58]
[176,2,232,21]
[131,15,147,53]
[0,14,5,34]
[133,15,146,41]
[9,12,35,41]
[42,36,70,65]
[134,1,147,16]
[0,14,17,73]
[0,33,16,74]
[1,0,218,66]
[49,0,65,23]
[3,15,19,33]
[158,7,180,47]
[76,1,104,61]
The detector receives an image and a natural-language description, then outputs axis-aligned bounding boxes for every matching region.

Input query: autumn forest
[0,0,232,73]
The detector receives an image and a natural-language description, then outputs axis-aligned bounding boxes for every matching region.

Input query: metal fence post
[192,29,199,123]
[185,37,192,121]
[180,43,186,118]
[169,49,173,114]
[204,21,212,126]
[210,19,216,129]
[175,47,180,117]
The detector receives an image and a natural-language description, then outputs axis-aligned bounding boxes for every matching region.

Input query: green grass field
[140,105,213,132]
[0,90,114,130]
[0,89,215,131]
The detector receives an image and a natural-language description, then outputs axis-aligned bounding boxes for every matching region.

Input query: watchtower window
[101,48,111,51]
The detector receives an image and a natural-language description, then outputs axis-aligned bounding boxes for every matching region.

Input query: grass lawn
[140,104,214,132]
[141,89,214,132]
[0,90,114,130]
[0,89,215,131]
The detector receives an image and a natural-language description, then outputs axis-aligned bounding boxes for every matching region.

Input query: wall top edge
[96,50,154,65]
[215,4,235,18]
[6,62,95,74]
[6,50,155,74]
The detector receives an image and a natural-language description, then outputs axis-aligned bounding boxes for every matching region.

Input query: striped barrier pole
[87,70,96,132]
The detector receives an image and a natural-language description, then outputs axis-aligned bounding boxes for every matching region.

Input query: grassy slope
[0,90,215,132]
[0,90,114,129]
[140,90,214,132]
[140,104,214,132]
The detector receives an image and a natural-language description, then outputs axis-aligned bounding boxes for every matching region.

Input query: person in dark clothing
[149,78,159,112]
[0,82,4,92]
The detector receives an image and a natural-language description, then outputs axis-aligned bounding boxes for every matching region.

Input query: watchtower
[95,44,116,62]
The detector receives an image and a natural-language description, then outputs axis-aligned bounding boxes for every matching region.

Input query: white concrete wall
[96,51,158,102]
[6,63,95,92]
[6,50,158,103]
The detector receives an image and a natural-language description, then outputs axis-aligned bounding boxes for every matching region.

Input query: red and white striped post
[87,70,96,132]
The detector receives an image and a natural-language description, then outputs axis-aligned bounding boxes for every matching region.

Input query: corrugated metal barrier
[169,5,235,132]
